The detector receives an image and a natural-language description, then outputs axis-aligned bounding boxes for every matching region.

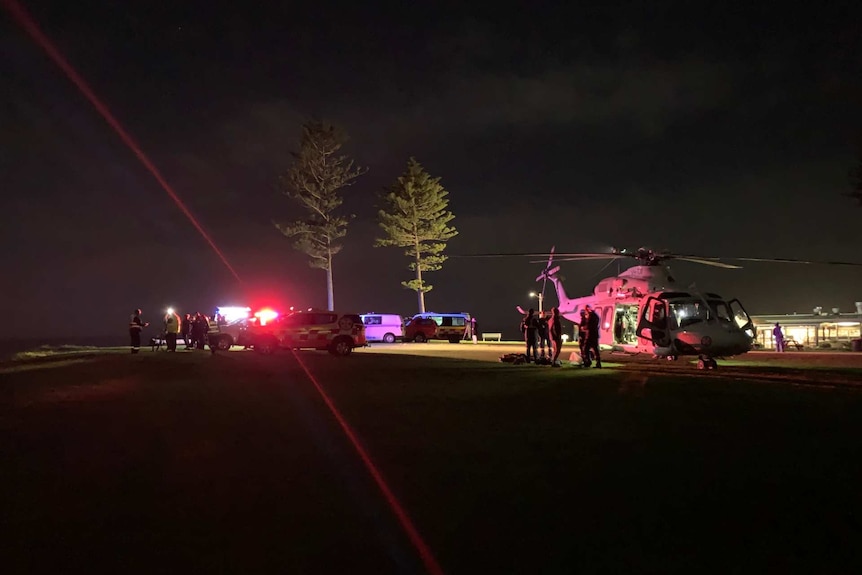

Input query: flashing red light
[254,309,279,326]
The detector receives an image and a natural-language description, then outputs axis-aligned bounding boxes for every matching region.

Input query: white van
[360,313,405,343]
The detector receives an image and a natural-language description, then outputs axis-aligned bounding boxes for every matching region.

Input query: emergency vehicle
[250,309,367,356]
[360,313,404,343]
[206,306,255,351]
[406,312,472,343]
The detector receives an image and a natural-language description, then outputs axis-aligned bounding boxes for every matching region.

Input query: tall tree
[275,119,365,310]
[375,158,458,313]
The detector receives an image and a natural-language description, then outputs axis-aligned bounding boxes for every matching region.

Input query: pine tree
[376,158,458,313]
[275,120,366,310]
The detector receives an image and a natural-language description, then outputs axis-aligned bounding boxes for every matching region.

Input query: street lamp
[529,291,544,313]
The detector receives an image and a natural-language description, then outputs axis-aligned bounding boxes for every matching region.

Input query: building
[751,303,862,350]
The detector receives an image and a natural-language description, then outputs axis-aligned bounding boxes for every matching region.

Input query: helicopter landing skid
[696,355,718,370]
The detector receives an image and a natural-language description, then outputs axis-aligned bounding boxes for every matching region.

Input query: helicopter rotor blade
[455,252,624,259]
[674,257,743,269]
[457,249,862,267]
[547,255,628,263]
[721,257,862,266]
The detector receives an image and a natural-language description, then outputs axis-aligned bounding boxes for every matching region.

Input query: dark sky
[2,0,862,340]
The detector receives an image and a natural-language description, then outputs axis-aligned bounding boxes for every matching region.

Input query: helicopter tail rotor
[535,246,557,300]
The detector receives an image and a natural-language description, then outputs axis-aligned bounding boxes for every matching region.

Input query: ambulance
[250,308,367,356]
[406,312,472,343]
[360,313,405,343]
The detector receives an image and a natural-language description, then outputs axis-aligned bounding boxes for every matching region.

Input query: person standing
[181,313,193,349]
[773,322,785,352]
[521,308,539,363]
[584,304,602,368]
[129,309,149,354]
[549,307,564,367]
[537,312,551,361]
[165,309,181,352]
[577,309,589,366]
[192,312,210,350]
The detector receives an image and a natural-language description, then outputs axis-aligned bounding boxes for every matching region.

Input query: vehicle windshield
[667,297,735,328]
[668,300,709,328]
[707,300,733,323]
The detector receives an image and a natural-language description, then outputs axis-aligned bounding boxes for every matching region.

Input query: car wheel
[329,336,353,356]
[383,333,396,344]
[216,336,232,351]
[414,333,426,343]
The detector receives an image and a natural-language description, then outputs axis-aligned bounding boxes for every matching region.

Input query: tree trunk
[416,261,425,313]
[326,251,335,310]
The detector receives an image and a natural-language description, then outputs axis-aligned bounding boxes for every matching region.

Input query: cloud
[219,101,307,172]
[377,58,737,136]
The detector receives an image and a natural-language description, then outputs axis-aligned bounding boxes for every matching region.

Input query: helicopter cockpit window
[668,300,709,328]
[707,300,733,323]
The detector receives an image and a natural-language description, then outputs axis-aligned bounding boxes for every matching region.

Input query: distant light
[166,307,174,315]
[217,306,251,322]
[254,308,279,326]
[529,292,537,297]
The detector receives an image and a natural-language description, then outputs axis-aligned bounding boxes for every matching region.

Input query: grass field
[2,344,862,573]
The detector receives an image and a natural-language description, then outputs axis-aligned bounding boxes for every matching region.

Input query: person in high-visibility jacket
[129,309,150,354]
[165,310,181,352]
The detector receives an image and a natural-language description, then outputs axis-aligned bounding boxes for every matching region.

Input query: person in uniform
[548,307,564,367]
[521,308,539,363]
[192,312,209,350]
[129,309,149,354]
[584,304,602,368]
[577,309,589,366]
[165,309,181,352]
[181,313,193,349]
[537,312,551,361]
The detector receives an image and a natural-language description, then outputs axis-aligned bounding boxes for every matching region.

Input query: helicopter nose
[715,331,752,355]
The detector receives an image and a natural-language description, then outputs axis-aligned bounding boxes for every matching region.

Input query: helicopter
[466,245,862,369]
[502,246,759,369]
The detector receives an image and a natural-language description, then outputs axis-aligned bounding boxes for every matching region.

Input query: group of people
[519,305,602,368]
[128,308,214,353]
[519,307,566,367]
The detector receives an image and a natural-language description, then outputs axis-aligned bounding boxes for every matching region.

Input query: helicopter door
[728,299,755,337]
[636,297,670,344]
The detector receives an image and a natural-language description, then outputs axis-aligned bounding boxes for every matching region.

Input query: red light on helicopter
[254,308,279,326]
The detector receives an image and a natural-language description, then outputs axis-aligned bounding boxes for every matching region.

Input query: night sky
[3,0,862,340]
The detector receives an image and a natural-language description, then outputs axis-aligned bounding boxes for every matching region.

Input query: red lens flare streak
[290,350,445,575]
[3,0,241,283]
[6,2,443,569]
